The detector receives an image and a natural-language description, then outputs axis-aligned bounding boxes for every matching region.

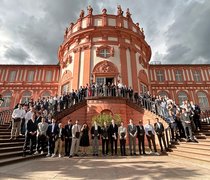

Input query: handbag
[75,125,80,138]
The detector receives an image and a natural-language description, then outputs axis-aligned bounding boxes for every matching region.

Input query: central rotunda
[58,5,151,94]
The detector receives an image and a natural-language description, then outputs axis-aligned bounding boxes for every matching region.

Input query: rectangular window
[27,71,34,82]
[175,70,183,82]
[156,70,164,82]
[8,71,16,82]
[45,70,52,82]
[193,70,201,82]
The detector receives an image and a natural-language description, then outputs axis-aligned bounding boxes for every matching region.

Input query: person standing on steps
[64,119,73,156]
[69,120,81,158]
[128,119,137,156]
[136,120,146,155]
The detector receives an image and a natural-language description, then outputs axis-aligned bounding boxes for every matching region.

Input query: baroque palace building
[0,6,210,112]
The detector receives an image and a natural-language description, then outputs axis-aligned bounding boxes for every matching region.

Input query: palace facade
[0,6,209,111]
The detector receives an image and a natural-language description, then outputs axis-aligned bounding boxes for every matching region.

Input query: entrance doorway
[96,77,114,85]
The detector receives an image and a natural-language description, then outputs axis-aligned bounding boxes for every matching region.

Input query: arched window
[21,91,32,104]
[178,91,188,105]
[140,83,148,94]
[41,91,51,99]
[197,92,209,109]
[158,91,169,98]
[1,91,12,107]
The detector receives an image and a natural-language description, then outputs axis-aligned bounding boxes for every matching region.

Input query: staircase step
[0,141,24,148]
[195,135,209,139]
[0,132,11,135]
[172,147,210,156]
[0,138,25,143]
[0,129,11,132]
[169,151,210,163]
[173,145,210,153]
[0,146,23,153]
[0,153,46,166]
[179,141,210,147]
[0,151,25,160]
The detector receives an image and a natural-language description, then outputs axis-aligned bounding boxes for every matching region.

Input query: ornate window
[27,71,34,82]
[175,70,183,82]
[140,83,147,94]
[1,91,12,107]
[156,70,164,82]
[62,83,70,94]
[158,91,169,98]
[42,91,51,99]
[197,92,209,109]
[193,70,201,82]
[45,70,52,82]
[21,91,32,104]
[8,71,16,82]
[178,91,188,105]
[96,45,114,58]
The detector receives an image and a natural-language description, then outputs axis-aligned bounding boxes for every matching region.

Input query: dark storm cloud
[4,46,30,62]
[0,0,209,64]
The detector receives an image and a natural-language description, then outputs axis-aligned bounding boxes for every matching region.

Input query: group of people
[140,91,201,143]
[8,84,202,158]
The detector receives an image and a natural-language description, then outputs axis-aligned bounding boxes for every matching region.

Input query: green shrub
[92,113,122,126]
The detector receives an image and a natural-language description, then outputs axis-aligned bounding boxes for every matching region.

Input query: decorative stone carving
[117,5,123,16]
[93,60,118,74]
[80,10,85,18]
[87,5,93,15]
[69,22,74,30]
[102,8,107,15]
[96,45,114,58]
[126,8,131,18]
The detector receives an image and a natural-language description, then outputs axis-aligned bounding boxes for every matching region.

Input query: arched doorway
[92,60,119,85]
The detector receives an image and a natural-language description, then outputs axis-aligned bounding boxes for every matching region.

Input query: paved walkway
[0,155,210,180]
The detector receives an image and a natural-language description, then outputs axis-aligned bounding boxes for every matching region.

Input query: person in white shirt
[144,119,158,154]
[118,121,127,156]
[24,107,35,134]
[10,104,24,140]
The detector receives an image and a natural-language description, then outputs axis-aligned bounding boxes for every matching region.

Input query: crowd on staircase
[4,83,202,158]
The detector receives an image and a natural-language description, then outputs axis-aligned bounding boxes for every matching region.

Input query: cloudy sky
[0,0,209,65]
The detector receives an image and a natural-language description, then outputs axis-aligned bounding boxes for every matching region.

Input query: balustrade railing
[0,109,12,125]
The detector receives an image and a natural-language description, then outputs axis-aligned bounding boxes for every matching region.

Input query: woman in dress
[80,123,90,156]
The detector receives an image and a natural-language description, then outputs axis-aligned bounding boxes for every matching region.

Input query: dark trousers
[146,134,157,152]
[23,133,36,153]
[138,136,145,154]
[193,115,201,130]
[48,136,55,155]
[110,138,118,155]
[36,135,47,152]
[20,118,25,134]
[102,139,109,155]
[65,137,72,156]
[120,139,126,156]
[157,134,167,151]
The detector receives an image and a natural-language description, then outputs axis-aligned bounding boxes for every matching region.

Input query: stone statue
[80,9,85,18]
[141,28,144,34]
[102,8,107,15]
[65,27,68,37]
[136,23,139,28]
[126,8,131,18]
[117,5,123,16]
[70,22,74,30]
[87,5,93,15]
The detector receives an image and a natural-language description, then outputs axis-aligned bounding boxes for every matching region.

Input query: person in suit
[180,108,197,142]
[23,113,38,156]
[128,119,137,155]
[35,112,42,125]
[109,119,118,156]
[144,119,158,154]
[101,121,109,156]
[52,122,65,157]
[80,123,90,156]
[154,118,167,152]
[64,119,73,156]
[136,120,146,155]
[91,121,101,156]
[46,118,58,157]
[34,117,49,154]
[69,120,81,158]
[118,121,127,156]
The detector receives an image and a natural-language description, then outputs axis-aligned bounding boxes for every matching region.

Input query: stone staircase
[0,123,44,166]
[169,122,210,164]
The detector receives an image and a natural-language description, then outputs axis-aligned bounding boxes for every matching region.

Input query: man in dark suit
[91,121,101,156]
[136,120,146,155]
[154,118,167,152]
[35,112,42,125]
[46,118,58,157]
[109,119,118,155]
[64,119,73,156]
[23,113,38,156]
